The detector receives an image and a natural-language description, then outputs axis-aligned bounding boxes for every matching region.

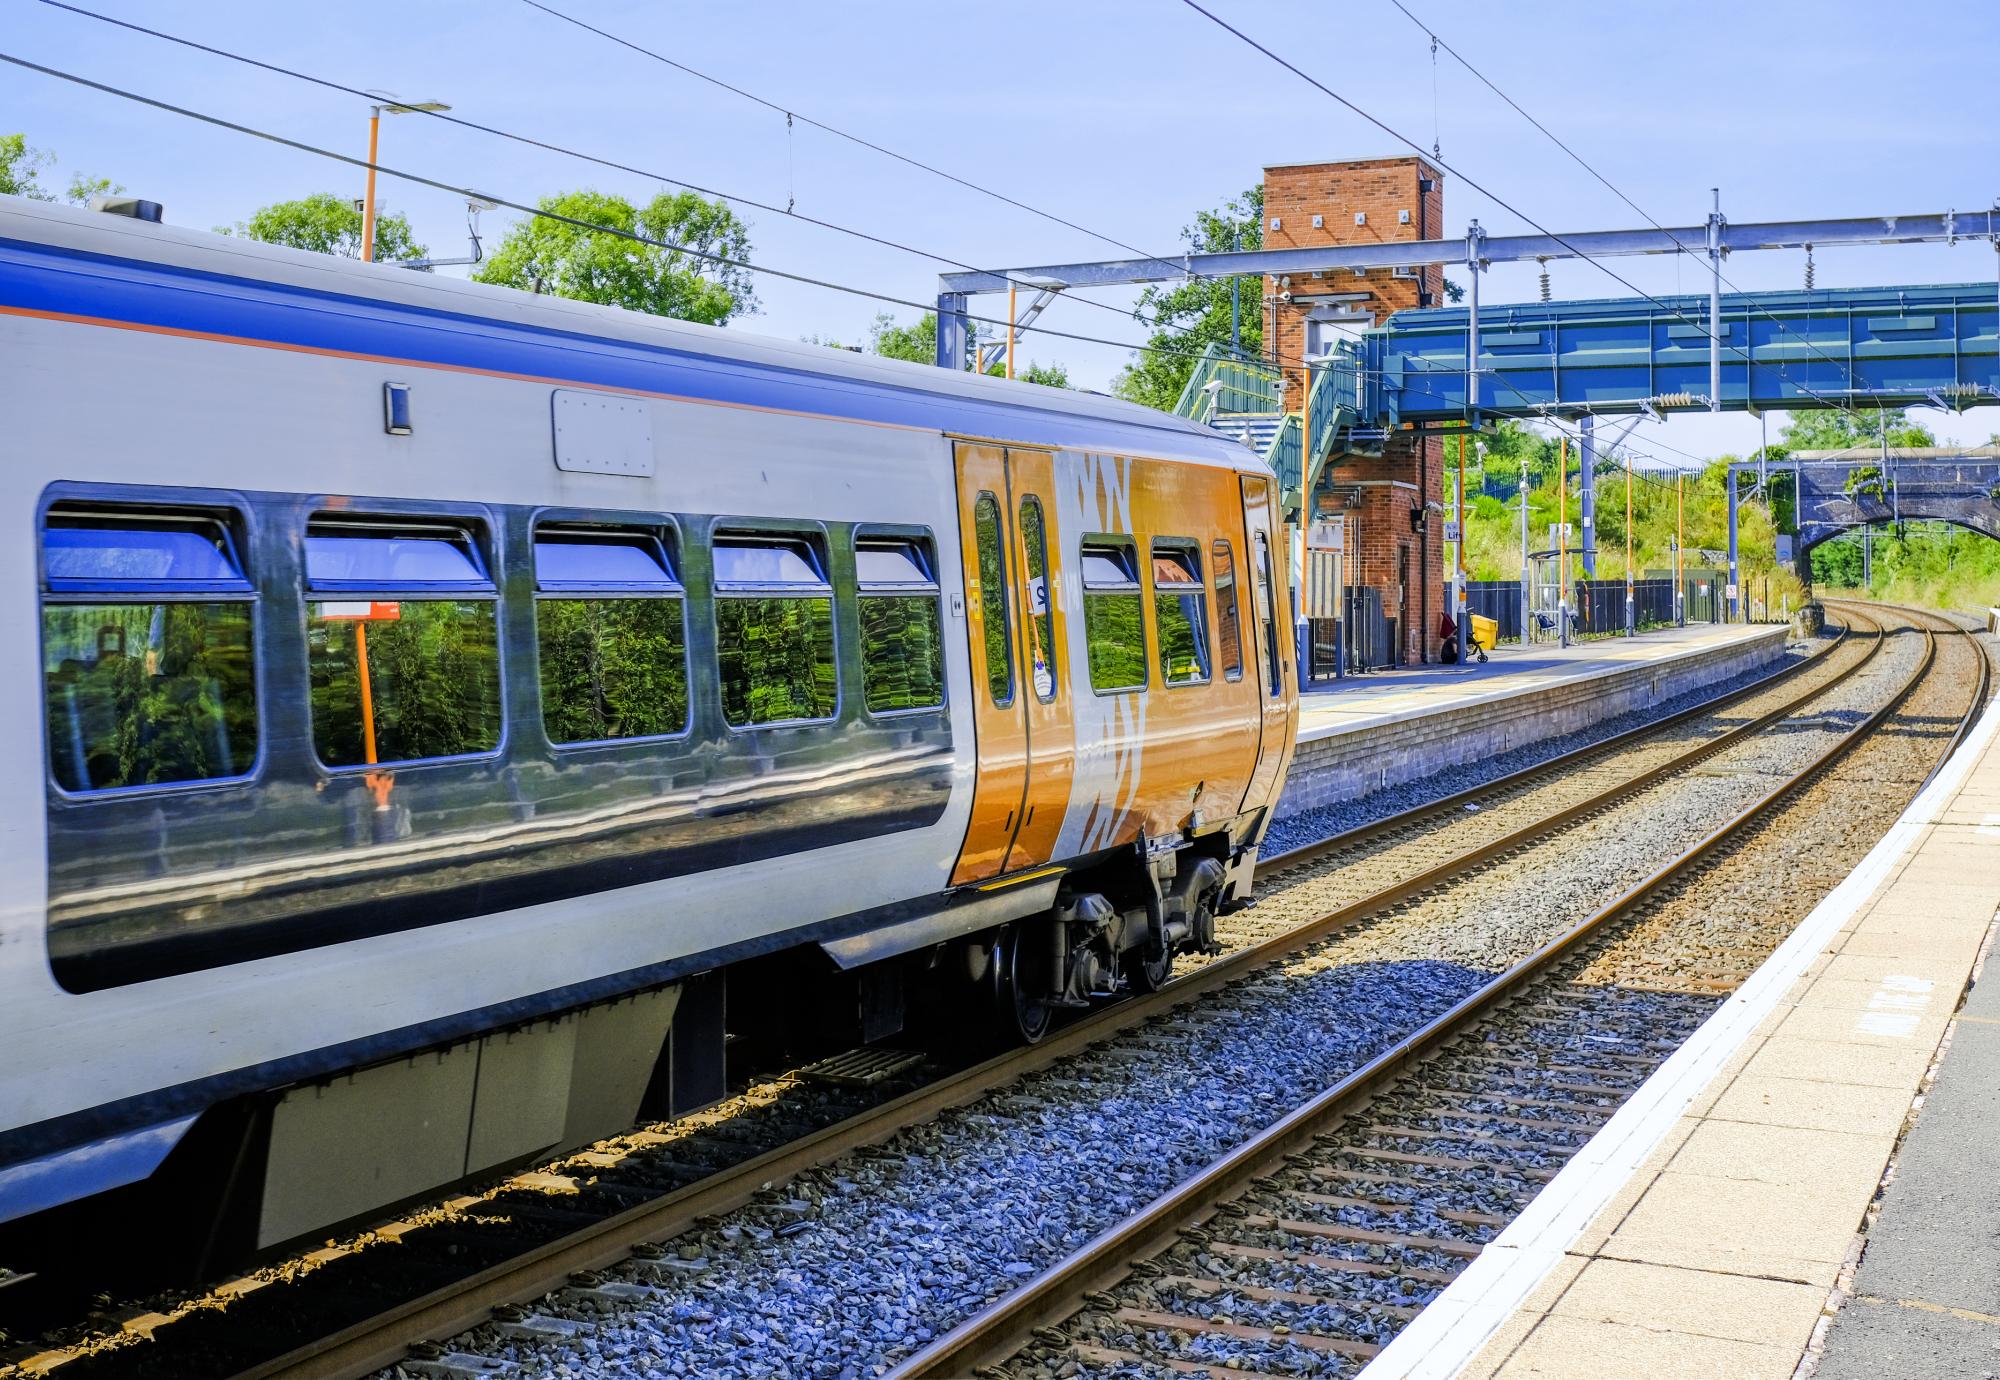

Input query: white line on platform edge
[1357,688,2000,1380]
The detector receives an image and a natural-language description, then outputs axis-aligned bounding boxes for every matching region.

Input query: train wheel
[991,922,1054,1045]
[1122,944,1174,994]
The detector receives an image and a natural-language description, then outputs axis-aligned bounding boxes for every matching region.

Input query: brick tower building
[1262,155,1447,666]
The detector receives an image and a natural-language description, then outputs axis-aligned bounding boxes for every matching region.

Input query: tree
[474,189,755,324]
[2,132,123,205]
[1780,406,1934,453]
[1113,186,1264,412]
[870,311,945,365]
[227,192,426,262]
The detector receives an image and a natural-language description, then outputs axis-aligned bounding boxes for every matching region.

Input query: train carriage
[0,196,1298,1269]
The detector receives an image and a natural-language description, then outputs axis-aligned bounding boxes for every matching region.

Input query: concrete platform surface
[1352,661,2000,1380]
[1297,622,1788,744]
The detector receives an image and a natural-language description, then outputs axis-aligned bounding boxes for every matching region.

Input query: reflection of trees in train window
[43,601,257,791]
[860,595,943,712]
[1151,544,1211,686]
[716,596,837,726]
[308,601,501,766]
[1080,538,1147,693]
[537,598,688,743]
[1018,497,1057,703]
[972,493,1014,707]
[1213,539,1243,680]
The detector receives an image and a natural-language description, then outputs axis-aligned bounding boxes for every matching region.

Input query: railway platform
[1359,668,2000,1380]
[1282,622,1794,818]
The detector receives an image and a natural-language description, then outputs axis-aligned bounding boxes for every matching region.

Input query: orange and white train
[0,196,1298,1269]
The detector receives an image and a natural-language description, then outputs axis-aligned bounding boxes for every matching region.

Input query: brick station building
[1263,155,1447,666]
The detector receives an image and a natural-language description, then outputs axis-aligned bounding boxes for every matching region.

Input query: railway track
[5,607,1947,1380]
[892,603,1992,1379]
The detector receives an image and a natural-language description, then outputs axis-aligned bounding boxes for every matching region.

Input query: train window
[1080,536,1147,693]
[856,535,944,714]
[1019,498,1057,703]
[1252,530,1283,695]
[305,520,501,766]
[534,527,689,744]
[972,494,1014,707]
[41,509,257,792]
[1151,541,1211,686]
[1213,539,1243,681]
[713,531,837,726]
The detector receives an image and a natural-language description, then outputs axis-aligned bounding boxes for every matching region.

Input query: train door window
[1252,530,1283,695]
[1151,540,1211,686]
[856,534,944,713]
[972,493,1014,707]
[1080,536,1147,693]
[304,519,501,767]
[41,507,258,792]
[534,525,689,744]
[1019,497,1057,703]
[1213,538,1243,681]
[713,531,837,726]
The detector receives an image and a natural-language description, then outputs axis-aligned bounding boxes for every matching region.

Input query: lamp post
[361,94,451,263]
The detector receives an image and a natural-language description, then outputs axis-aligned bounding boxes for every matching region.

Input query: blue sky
[9,0,2000,466]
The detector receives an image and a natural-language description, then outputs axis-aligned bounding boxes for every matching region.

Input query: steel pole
[1558,437,1571,646]
[1519,463,1531,645]
[1624,454,1635,636]
[1005,283,1017,380]
[361,107,381,263]
[1456,434,1469,663]
[1709,188,1724,412]
[1726,471,1741,622]
[1675,473,1686,627]
[1579,413,1597,576]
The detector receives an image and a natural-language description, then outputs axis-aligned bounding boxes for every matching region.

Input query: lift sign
[318,601,403,621]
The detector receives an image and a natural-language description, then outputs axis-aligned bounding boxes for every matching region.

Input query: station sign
[1442,520,1461,543]
[319,601,403,621]
[1307,520,1345,552]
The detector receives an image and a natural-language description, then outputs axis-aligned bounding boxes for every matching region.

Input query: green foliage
[1,133,123,206]
[870,311,944,365]
[42,602,257,790]
[536,598,688,742]
[861,310,1070,385]
[1154,591,1210,683]
[230,192,427,262]
[0,133,49,200]
[1083,590,1147,690]
[973,498,1013,701]
[715,596,836,724]
[308,602,501,765]
[859,595,944,712]
[1113,186,1264,412]
[475,189,754,323]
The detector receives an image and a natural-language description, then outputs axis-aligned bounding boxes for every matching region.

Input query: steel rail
[241,616,1875,1380]
[1255,621,1838,877]
[892,609,1956,1377]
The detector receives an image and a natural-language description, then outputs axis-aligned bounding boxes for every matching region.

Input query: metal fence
[1465,580,1524,642]
[1570,578,1676,636]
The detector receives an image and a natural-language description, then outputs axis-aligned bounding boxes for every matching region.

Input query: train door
[1238,473,1296,814]
[951,443,1028,884]
[1001,449,1075,873]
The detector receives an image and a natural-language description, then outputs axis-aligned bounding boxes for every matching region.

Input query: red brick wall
[1264,156,1446,664]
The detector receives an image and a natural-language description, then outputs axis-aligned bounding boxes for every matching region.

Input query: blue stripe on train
[0,236,1241,460]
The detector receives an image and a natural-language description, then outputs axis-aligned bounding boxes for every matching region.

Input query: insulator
[1650,391,1697,409]
[1804,245,1815,291]
[1537,257,1551,302]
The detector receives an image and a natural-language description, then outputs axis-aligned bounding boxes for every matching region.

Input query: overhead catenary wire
[0,50,1263,374]
[3,41,1720,482]
[32,0,1212,355]
[1385,0,1888,437]
[1178,0,1887,427]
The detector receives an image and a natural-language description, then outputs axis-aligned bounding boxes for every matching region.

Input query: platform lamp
[361,93,451,263]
